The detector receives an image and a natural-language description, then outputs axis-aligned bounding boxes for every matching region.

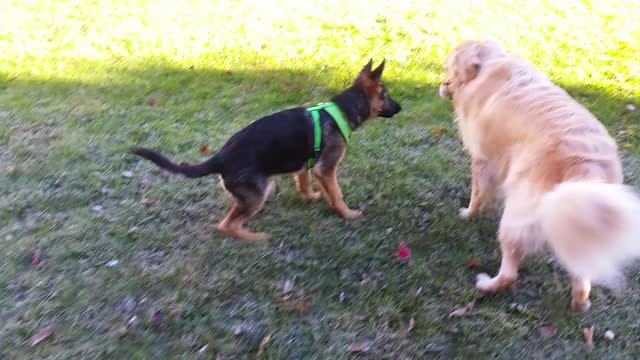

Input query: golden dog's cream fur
[440,40,640,312]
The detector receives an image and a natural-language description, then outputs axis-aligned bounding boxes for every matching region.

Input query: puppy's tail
[539,182,640,285]
[132,147,222,178]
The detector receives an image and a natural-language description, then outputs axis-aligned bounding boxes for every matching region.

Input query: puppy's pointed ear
[370,59,385,82]
[361,59,374,75]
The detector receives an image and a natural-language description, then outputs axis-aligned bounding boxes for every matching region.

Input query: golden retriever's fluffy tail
[539,182,640,285]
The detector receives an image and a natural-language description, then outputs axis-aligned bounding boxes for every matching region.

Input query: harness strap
[305,102,351,169]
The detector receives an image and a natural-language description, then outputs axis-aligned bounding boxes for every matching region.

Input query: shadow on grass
[0,60,639,359]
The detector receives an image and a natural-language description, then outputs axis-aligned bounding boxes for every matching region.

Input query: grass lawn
[1,0,640,358]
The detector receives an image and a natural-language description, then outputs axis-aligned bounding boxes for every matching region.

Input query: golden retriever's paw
[475,273,495,292]
[571,299,592,313]
[340,208,363,219]
[459,207,473,219]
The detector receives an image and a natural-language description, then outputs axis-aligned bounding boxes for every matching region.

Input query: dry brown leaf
[257,333,272,356]
[449,302,474,318]
[537,322,558,338]
[347,341,371,353]
[225,69,233,75]
[583,326,594,352]
[293,298,307,315]
[30,326,54,346]
[467,258,481,268]
[407,318,416,333]
[431,127,443,135]
[140,197,155,208]
[199,144,210,155]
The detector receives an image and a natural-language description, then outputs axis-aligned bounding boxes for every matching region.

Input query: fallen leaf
[257,333,272,356]
[140,197,155,208]
[199,144,210,155]
[604,329,615,341]
[396,242,412,259]
[537,322,558,338]
[407,318,416,333]
[232,322,251,336]
[467,258,481,268]
[30,326,54,346]
[583,326,594,352]
[122,170,134,178]
[105,259,119,267]
[31,251,40,267]
[151,309,163,329]
[225,69,232,75]
[140,178,153,187]
[415,84,424,89]
[347,341,371,353]
[431,127,443,135]
[283,279,294,294]
[169,307,182,318]
[339,292,346,303]
[145,95,158,106]
[449,302,474,318]
[293,298,307,315]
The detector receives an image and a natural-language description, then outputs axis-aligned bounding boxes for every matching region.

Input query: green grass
[1,0,640,358]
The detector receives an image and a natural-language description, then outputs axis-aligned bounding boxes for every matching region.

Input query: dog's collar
[305,102,351,168]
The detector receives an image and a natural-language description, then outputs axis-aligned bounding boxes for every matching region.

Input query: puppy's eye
[443,80,452,86]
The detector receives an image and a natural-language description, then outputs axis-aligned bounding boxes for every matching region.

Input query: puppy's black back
[218,108,315,176]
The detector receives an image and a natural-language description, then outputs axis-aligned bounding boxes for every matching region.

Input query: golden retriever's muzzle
[438,82,452,99]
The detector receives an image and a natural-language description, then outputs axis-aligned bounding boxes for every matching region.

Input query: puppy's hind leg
[216,176,271,241]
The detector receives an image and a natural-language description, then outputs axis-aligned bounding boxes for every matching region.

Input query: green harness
[305,102,351,169]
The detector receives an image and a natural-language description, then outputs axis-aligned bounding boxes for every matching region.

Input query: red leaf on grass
[396,242,412,259]
[151,309,163,329]
[431,127,443,135]
[31,251,40,267]
[30,326,54,346]
[199,144,210,155]
[467,258,481,268]
[347,341,371,353]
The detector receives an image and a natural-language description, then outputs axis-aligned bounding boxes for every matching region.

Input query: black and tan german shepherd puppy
[133,60,401,240]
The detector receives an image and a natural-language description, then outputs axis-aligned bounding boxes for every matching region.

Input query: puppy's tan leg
[216,180,271,241]
[570,276,592,312]
[313,168,361,219]
[294,170,321,202]
[461,159,498,219]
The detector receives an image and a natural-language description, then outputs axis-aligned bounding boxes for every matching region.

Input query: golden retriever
[439,40,640,311]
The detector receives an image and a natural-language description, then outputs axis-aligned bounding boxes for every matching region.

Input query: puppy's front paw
[475,273,494,292]
[302,192,322,203]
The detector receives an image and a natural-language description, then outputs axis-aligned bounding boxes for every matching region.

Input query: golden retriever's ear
[459,50,482,82]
